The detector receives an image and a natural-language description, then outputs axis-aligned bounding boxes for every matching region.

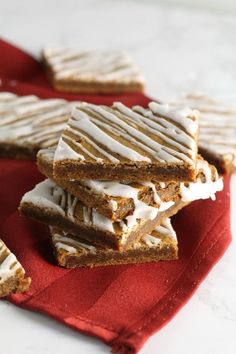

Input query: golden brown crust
[54,242,177,268]
[53,160,196,182]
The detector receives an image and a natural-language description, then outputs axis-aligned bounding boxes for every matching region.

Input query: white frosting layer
[0,240,24,283]
[54,101,199,166]
[180,159,223,201]
[43,47,145,84]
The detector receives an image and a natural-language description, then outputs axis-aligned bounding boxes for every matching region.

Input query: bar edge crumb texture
[0,239,31,298]
[53,101,199,182]
[50,218,178,268]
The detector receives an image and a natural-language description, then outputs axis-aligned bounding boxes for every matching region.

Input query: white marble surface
[0,1,236,353]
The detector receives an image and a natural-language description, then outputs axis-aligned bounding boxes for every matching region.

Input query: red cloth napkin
[0,38,232,354]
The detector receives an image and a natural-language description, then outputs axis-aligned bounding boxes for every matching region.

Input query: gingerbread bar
[0,239,31,297]
[0,92,73,159]
[50,218,178,268]
[19,179,187,250]
[38,147,223,221]
[53,101,199,182]
[42,47,145,94]
[171,93,236,174]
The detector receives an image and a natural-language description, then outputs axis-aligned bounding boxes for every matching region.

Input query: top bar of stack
[53,102,199,182]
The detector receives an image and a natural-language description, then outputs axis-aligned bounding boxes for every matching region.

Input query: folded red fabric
[0,38,232,354]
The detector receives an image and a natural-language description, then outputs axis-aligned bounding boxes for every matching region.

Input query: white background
[0,1,236,353]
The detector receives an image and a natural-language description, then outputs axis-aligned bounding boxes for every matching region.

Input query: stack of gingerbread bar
[19,101,223,268]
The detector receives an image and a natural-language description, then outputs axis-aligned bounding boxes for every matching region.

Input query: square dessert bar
[42,47,145,94]
[0,91,74,160]
[38,147,222,221]
[50,218,178,268]
[19,179,187,251]
[0,239,31,297]
[171,92,236,174]
[53,101,199,182]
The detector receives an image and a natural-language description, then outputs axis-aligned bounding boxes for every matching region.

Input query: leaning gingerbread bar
[19,179,187,250]
[53,101,199,182]
[50,218,178,268]
[38,147,222,221]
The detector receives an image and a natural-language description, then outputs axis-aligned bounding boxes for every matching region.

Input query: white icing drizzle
[108,200,118,211]
[0,92,75,153]
[0,240,24,283]
[158,201,175,211]
[140,182,161,203]
[143,218,177,246]
[80,179,161,227]
[71,107,151,162]
[113,102,197,160]
[180,159,223,201]
[67,126,118,163]
[155,218,177,239]
[43,47,145,84]
[92,104,189,163]
[53,232,96,254]
[91,208,114,233]
[54,101,198,165]
[54,138,84,161]
[142,235,161,246]
[148,102,199,137]
[21,180,66,216]
[67,194,78,221]
[55,242,77,253]
[171,93,236,167]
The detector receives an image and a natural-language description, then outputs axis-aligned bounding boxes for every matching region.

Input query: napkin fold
[0,38,232,354]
